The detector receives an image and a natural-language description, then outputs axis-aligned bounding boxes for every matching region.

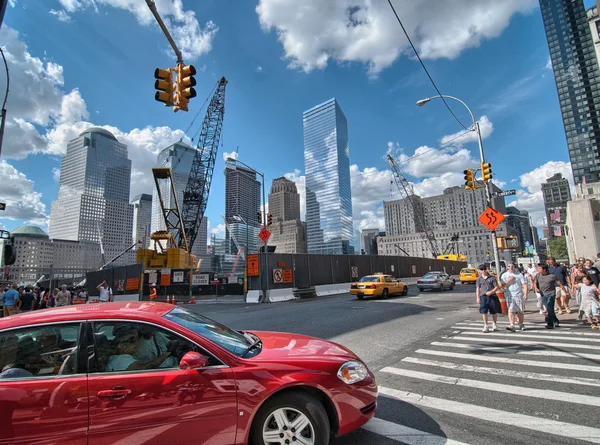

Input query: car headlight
[337,360,368,384]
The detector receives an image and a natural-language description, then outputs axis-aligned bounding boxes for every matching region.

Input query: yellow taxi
[350,273,408,300]
[460,268,479,284]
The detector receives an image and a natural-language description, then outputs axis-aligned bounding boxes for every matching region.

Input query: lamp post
[417,95,502,277]
[232,214,249,293]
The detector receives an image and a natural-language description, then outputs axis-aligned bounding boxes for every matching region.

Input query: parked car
[459,268,479,284]
[350,273,408,299]
[417,271,455,292]
[0,302,377,445]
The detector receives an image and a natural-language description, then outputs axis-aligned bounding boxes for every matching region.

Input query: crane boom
[179,77,228,251]
[387,154,440,258]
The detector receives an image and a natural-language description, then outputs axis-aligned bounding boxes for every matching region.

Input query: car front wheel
[251,391,331,445]
[402,286,408,296]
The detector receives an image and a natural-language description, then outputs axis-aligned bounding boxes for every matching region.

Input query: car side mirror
[179,351,209,370]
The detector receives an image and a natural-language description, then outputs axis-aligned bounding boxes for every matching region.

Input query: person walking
[536,264,569,329]
[584,259,600,287]
[593,254,600,271]
[18,287,35,312]
[2,284,19,317]
[55,285,71,307]
[574,274,600,328]
[547,257,571,314]
[149,283,157,301]
[571,265,587,320]
[476,264,501,333]
[501,263,529,331]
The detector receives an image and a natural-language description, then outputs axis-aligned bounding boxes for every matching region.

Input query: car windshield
[164,307,252,357]
[462,269,476,273]
[423,273,440,278]
[359,276,380,282]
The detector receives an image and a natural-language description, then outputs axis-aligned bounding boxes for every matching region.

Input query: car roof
[0,302,174,330]
[425,271,444,274]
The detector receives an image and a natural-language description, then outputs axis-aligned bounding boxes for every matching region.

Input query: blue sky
[0,0,590,242]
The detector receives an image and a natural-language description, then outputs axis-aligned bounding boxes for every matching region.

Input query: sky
[0,0,590,245]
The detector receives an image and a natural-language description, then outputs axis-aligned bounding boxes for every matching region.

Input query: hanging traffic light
[174,64,197,112]
[154,67,174,107]
[267,213,272,226]
[463,169,475,190]
[481,162,492,182]
[257,211,262,224]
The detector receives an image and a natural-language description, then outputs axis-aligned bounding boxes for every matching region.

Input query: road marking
[430,341,600,360]
[450,335,600,351]
[451,328,600,343]
[401,356,600,387]
[416,348,600,373]
[378,386,600,444]
[380,367,600,407]
[362,417,470,445]
[454,323,598,336]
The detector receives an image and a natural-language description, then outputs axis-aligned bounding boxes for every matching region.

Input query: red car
[0,302,377,445]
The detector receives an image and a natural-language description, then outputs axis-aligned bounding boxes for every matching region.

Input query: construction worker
[149,283,157,301]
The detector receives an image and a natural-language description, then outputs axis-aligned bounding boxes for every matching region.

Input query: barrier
[315,283,351,297]
[267,288,296,303]
[246,290,263,304]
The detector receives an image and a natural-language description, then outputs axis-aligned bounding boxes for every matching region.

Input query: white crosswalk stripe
[367,319,600,444]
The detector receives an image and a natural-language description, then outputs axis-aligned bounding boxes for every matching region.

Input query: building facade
[267,177,306,253]
[131,194,152,248]
[304,98,354,255]
[505,207,535,253]
[378,185,510,265]
[361,229,381,255]
[542,173,572,239]
[49,127,134,265]
[566,180,600,261]
[541,0,600,184]
[225,161,262,229]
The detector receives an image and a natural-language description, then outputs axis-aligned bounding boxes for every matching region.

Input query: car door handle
[97,388,131,398]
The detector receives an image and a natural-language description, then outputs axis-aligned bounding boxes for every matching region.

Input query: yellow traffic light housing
[463,169,475,190]
[267,213,272,226]
[481,162,492,182]
[257,211,262,224]
[174,64,197,112]
[154,67,174,107]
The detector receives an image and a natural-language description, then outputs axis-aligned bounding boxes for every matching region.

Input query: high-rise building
[268,177,306,253]
[540,0,600,184]
[131,194,152,248]
[542,173,572,239]
[566,180,600,260]
[505,207,535,253]
[225,161,262,228]
[361,229,381,255]
[303,98,354,255]
[49,127,134,265]
[587,2,600,69]
[150,142,208,259]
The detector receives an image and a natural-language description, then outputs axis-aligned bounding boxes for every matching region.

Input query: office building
[566,180,600,260]
[131,194,152,248]
[268,177,307,253]
[542,173,572,239]
[150,142,208,259]
[587,2,600,71]
[304,98,354,254]
[541,0,600,184]
[378,185,510,264]
[49,127,134,265]
[361,229,382,255]
[505,207,535,252]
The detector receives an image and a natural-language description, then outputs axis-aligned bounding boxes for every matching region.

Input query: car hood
[245,331,359,362]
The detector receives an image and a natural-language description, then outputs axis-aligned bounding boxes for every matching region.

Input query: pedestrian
[2,284,19,317]
[18,287,35,312]
[574,275,600,329]
[547,257,572,314]
[584,259,600,287]
[149,283,157,301]
[96,280,113,303]
[476,264,501,333]
[501,263,529,331]
[55,285,71,307]
[571,265,587,320]
[49,288,58,307]
[535,264,569,329]
[594,253,600,271]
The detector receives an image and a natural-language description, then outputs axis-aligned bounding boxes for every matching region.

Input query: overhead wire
[386,0,470,131]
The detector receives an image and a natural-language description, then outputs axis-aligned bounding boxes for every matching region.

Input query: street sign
[351,266,359,279]
[160,269,171,286]
[173,271,184,283]
[126,278,139,291]
[493,189,516,197]
[478,207,505,231]
[192,273,209,285]
[247,254,259,276]
[282,269,293,284]
[273,268,283,283]
[0,203,5,211]
[259,227,271,243]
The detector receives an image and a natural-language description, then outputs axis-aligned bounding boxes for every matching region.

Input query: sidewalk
[192,294,246,304]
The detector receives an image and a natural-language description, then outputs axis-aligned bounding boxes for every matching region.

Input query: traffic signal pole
[145,0,183,64]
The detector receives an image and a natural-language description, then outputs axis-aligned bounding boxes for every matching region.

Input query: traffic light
[257,211,262,224]
[481,162,492,182]
[267,213,272,226]
[154,68,174,107]
[174,64,197,112]
[463,169,475,190]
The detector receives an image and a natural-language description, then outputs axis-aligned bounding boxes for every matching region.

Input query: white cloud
[256,0,536,76]
[55,0,218,61]
[52,167,61,183]
[58,89,89,124]
[211,223,225,236]
[545,57,552,70]
[397,145,479,178]
[440,115,494,145]
[222,151,238,161]
[50,9,73,22]
[256,65,263,72]
[0,161,48,225]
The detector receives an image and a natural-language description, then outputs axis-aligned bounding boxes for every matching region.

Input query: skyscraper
[303,98,354,255]
[541,0,600,184]
[150,142,208,259]
[268,177,306,253]
[542,173,572,239]
[49,127,134,265]
[131,194,152,248]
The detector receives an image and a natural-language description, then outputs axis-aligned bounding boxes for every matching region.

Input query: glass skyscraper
[303,98,354,254]
[49,127,134,264]
[541,0,600,184]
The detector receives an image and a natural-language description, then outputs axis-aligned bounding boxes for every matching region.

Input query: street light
[416,94,502,277]
[225,157,266,229]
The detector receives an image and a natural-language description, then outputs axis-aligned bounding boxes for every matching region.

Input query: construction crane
[387,154,440,258]
[437,234,466,261]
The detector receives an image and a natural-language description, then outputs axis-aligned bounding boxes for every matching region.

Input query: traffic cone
[497,290,508,314]
[171,295,176,305]
[166,295,171,304]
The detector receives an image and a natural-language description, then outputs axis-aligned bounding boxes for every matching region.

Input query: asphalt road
[188,284,600,445]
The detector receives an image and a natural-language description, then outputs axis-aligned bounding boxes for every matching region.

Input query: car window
[423,273,439,278]
[0,323,81,380]
[384,276,394,283]
[91,321,220,374]
[359,276,380,282]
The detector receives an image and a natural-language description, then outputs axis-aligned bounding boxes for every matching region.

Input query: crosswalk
[362,318,600,444]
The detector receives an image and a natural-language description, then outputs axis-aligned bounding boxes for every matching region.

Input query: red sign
[126,278,139,291]
[282,269,293,284]
[478,207,505,231]
[259,227,271,243]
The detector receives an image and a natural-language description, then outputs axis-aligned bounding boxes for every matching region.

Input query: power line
[386,0,469,130]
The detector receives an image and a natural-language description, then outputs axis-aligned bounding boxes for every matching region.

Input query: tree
[548,236,568,260]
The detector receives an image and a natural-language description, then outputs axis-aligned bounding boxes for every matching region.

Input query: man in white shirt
[502,263,529,332]
[96,281,113,303]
